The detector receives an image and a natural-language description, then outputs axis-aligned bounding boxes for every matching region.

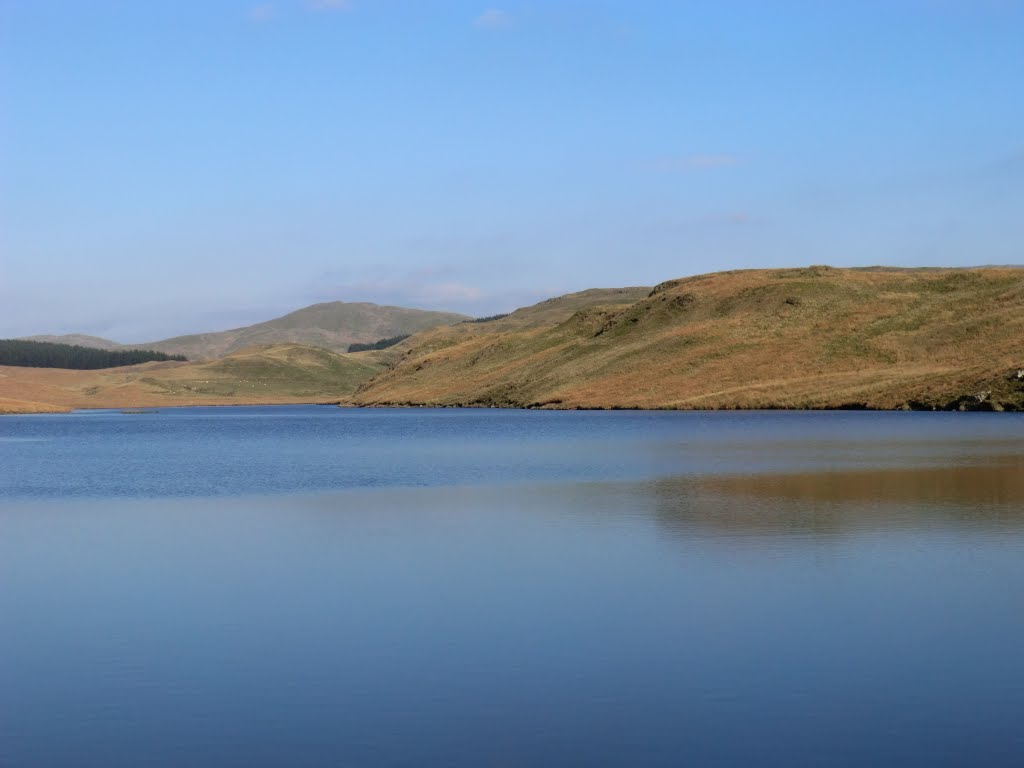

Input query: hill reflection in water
[642,457,1024,539]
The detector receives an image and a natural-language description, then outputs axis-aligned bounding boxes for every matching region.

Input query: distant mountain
[136,302,471,360]
[351,267,1024,411]
[19,334,121,350]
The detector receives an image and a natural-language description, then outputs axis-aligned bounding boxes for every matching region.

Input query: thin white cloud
[367,279,483,305]
[248,3,274,22]
[683,154,740,169]
[649,154,742,172]
[474,9,512,29]
[421,282,484,303]
[697,211,751,225]
[308,0,352,10]
[308,272,487,311]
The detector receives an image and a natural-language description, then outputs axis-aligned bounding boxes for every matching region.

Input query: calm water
[2,407,1024,766]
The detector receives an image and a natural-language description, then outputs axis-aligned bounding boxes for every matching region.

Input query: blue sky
[2,0,1022,341]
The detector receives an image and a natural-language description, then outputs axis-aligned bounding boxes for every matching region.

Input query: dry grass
[8,268,1024,413]
[0,396,72,414]
[0,344,384,412]
[351,267,1024,410]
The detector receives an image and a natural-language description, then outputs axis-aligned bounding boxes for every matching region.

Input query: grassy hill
[138,302,470,360]
[0,397,72,414]
[0,344,383,410]
[9,268,1024,413]
[362,287,652,368]
[350,267,1024,411]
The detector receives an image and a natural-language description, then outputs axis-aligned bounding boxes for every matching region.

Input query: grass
[8,267,1024,413]
[0,344,385,411]
[350,266,1024,411]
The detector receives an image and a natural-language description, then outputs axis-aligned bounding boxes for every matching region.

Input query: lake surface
[3,406,1024,766]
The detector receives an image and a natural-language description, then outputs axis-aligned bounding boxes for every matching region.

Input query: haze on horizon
[1,0,1022,343]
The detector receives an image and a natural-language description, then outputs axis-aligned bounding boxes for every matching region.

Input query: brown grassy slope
[363,287,653,368]
[0,344,383,411]
[138,302,470,360]
[0,397,72,414]
[350,267,1024,410]
[463,288,653,332]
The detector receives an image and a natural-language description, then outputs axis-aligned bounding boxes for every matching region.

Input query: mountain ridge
[136,301,471,360]
[17,301,473,361]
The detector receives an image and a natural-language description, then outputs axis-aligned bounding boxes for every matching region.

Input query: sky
[1,0,1022,342]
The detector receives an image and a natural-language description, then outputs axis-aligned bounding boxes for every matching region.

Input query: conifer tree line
[347,335,410,353]
[462,313,510,323]
[0,340,186,369]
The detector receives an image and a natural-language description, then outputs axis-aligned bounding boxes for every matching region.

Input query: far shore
[3,397,1014,415]
[0,398,344,415]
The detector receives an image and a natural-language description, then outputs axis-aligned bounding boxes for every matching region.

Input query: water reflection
[704,457,1024,507]
[644,457,1024,539]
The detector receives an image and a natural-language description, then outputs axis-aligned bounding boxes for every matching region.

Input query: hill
[0,344,383,410]
[137,302,470,360]
[350,267,1024,411]
[0,397,72,415]
[360,287,652,368]
[19,334,121,350]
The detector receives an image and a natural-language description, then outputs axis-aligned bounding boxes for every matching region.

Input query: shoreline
[0,398,343,416]
[3,398,1017,415]
[344,401,1015,413]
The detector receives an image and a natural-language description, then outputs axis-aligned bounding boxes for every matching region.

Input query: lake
[2,406,1024,766]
